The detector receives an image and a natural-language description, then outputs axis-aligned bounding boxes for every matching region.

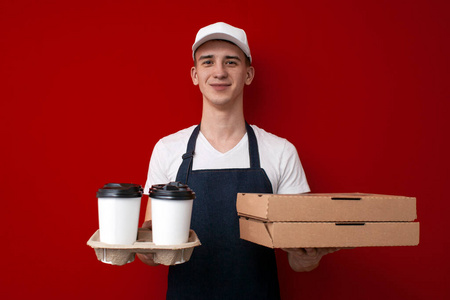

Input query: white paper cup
[98,197,141,245]
[97,183,143,245]
[151,198,193,245]
[150,182,195,245]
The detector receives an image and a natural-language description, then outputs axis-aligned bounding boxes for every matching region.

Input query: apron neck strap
[176,122,261,184]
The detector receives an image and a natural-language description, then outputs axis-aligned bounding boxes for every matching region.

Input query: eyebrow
[198,55,242,61]
[198,54,214,60]
[225,55,241,61]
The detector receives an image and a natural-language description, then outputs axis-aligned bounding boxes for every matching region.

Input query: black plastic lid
[149,182,196,200]
[97,183,143,198]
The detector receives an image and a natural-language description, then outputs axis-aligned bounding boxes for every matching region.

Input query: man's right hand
[136,220,160,266]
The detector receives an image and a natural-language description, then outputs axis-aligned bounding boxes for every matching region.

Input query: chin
[206,97,232,106]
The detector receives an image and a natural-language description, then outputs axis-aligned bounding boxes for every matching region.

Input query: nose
[213,63,228,79]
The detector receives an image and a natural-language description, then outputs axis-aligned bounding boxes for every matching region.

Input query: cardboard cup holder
[87,228,201,266]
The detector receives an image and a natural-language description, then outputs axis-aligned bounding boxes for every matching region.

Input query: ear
[191,66,199,85]
[245,66,255,85]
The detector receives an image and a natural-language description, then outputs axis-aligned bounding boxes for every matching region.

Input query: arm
[137,127,195,266]
[283,248,340,272]
[274,140,342,271]
[137,140,172,267]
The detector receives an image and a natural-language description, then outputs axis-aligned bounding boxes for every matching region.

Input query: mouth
[210,83,231,91]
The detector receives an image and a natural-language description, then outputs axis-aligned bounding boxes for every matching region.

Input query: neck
[200,102,246,153]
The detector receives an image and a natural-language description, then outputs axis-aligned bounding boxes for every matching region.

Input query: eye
[226,60,237,65]
[202,60,213,65]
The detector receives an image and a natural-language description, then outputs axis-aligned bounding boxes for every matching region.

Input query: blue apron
[168,123,280,300]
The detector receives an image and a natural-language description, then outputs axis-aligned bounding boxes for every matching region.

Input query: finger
[305,248,317,256]
[317,248,338,256]
[137,253,154,261]
[142,220,153,229]
[143,253,154,261]
[283,248,305,256]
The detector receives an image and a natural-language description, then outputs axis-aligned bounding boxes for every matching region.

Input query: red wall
[1,1,448,299]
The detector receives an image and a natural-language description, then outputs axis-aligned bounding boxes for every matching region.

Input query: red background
[1,0,448,299]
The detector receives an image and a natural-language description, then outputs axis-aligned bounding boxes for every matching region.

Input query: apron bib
[167,123,280,300]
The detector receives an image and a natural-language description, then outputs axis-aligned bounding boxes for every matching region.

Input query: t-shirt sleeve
[277,140,310,194]
[143,140,171,195]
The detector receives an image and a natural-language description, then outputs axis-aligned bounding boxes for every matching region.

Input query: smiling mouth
[210,84,231,91]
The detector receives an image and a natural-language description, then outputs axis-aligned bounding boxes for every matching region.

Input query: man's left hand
[282,248,340,272]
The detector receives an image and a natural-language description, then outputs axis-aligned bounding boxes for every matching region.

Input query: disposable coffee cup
[97,183,143,245]
[150,182,195,245]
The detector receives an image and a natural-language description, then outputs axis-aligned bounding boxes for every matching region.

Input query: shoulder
[155,125,197,150]
[250,124,308,194]
[250,124,309,194]
[147,125,197,186]
[250,124,296,154]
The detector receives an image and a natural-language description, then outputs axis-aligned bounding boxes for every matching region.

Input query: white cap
[192,22,252,63]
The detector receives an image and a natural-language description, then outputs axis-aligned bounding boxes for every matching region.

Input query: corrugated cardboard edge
[239,217,274,248]
[87,228,201,266]
[236,193,270,220]
[237,193,417,222]
[239,217,420,248]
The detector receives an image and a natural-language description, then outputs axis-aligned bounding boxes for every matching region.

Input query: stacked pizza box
[237,193,419,248]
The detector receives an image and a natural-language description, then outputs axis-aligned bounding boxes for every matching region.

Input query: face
[191,40,254,109]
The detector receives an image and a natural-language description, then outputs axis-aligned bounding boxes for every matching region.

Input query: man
[138,22,338,299]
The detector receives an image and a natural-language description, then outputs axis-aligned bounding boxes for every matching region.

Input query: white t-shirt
[144,124,310,195]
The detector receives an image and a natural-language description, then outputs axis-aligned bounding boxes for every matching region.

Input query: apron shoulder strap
[176,125,200,184]
[246,122,261,169]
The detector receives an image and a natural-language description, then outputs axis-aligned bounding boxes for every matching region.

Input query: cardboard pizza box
[239,218,420,248]
[237,193,417,222]
[237,193,419,248]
